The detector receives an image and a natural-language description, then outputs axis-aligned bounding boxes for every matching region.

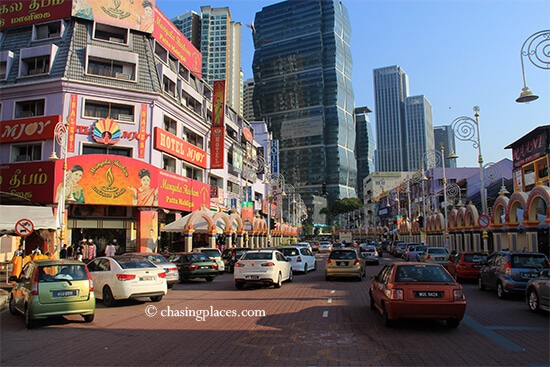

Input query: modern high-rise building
[434,125,457,168]
[373,65,410,172]
[172,6,242,114]
[252,0,357,205]
[243,78,256,122]
[355,106,374,200]
[405,95,434,171]
[374,65,434,173]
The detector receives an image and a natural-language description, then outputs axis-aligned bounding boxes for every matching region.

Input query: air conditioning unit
[115,72,130,80]
[18,111,34,118]
[48,32,60,38]
[15,155,30,162]
[109,37,124,43]
[117,113,134,122]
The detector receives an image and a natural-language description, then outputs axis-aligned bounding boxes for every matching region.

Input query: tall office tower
[434,125,457,168]
[252,0,357,204]
[373,65,410,172]
[172,6,242,114]
[171,11,201,50]
[243,78,257,122]
[355,106,375,199]
[405,95,434,171]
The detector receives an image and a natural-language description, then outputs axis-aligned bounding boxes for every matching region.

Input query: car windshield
[511,255,549,269]
[39,265,87,282]
[395,265,454,282]
[464,253,487,262]
[279,248,299,257]
[201,250,221,258]
[329,251,357,260]
[141,254,169,264]
[243,252,273,260]
[187,254,211,262]
[428,248,448,254]
[115,257,155,269]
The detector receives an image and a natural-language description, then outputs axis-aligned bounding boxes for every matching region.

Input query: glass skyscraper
[252,0,356,203]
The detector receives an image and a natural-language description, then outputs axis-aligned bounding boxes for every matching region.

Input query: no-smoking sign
[15,218,34,237]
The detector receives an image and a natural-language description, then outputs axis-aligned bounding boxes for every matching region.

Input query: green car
[168,252,219,282]
[9,259,96,329]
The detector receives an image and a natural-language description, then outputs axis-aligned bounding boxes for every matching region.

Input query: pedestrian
[405,248,420,262]
[59,244,68,259]
[87,239,97,261]
[10,244,25,281]
[105,239,117,257]
[75,240,84,261]
[67,243,75,259]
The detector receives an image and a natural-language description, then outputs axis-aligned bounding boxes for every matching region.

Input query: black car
[478,251,549,299]
[168,252,219,282]
[221,247,252,273]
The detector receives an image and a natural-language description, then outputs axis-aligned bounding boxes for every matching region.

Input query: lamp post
[267,172,285,244]
[516,30,550,103]
[451,106,486,215]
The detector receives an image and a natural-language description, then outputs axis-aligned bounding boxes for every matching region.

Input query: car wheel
[313,261,317,271]
[205,276,214,282]
[446,318,460,328]
[527,288,540,313]
[325,275,331,281]
[478,276,485,291]
[8,295,17,315]
[83,314,95,323]
[235,281,244,289]
[382,304,393,327]
[24,305,34,329]
[150,295,163,302]
[102,286,117,307]
[303,264,308,274]
[369,292,376,311]
[496,282,507,299]
[274,273,282,288]
[167,284,174,289]
[288,269,293,282]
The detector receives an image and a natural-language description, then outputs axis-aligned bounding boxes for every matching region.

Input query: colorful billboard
[153,127,207,168]
[152,7,202,78]
[72,0,156,33]
[210,80,226,169]
[0,115,60,143]
[0,0,71,29]
[0,161,57,204]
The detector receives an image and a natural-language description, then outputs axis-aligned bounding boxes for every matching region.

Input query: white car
[193,247,225,272]
[121,252,179,288]
[318,242,332,253]
[276,246,316,273]
[234,249,293,289]
[294,242,313,252]
[87,256,167,307]
[420,247,451,267]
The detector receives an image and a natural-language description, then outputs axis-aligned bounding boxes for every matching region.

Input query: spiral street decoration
[483,162,500,185]
[54,120,68,152]
[423,149,443,170]
[451,114,480,149]
[446,183,461,201]
[522,30,550,70]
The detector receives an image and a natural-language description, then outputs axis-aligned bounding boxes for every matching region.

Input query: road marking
[322,310,329,317]
[327,298,332,303]
[330,290,335,294]
[463,315,525,351]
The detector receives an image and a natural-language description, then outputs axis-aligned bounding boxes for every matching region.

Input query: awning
[161,210,224,233]
[0,205,59,236]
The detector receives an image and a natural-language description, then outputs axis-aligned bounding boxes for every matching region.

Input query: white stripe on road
[327,298,332,303]
[322,310,329,317]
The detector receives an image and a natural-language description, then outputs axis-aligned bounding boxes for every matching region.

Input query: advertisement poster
[0,161,56,204]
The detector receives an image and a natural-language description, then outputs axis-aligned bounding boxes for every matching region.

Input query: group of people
[59,239,118,260]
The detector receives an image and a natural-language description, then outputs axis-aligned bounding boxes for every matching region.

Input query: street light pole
[516,29,550,103]
[441,144,449,248]
[50,117,70,250]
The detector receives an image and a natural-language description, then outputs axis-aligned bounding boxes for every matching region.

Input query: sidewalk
[0,285,11,309]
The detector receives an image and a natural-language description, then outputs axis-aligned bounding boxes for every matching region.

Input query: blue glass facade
[252,0,356,203]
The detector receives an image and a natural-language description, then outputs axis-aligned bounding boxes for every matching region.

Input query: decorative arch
[524,186,550,227]
[464,203,479,230]
[211,211,234,234]
[491,194,509,229]
[184,207,215,232]
[253,217,268,234]
[448,208,459,231]
[228,212,245,233]
[456,205,467,229]
[506,192,528,228]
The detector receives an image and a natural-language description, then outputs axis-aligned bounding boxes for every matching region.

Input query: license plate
[52,290,77,298]
[200,266,209,269]
[338,261,348,266]
[473,264,481,268]
[140,276,154,281]
[414,291,442,298]
[435,257,444,261]
[522,273,537,278]
[246,275,259,280]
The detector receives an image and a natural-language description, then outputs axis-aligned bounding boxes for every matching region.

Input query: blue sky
[156,0,550,168]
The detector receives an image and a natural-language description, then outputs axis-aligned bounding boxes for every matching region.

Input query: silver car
[420,247,450,267]
[526,269,550,313]
[120,253,179,288]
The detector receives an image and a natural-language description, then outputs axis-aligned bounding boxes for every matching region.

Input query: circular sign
[478,214,490,229]
[242,127,253,142]
[15,218,34,237]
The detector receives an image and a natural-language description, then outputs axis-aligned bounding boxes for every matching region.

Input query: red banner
[0,0,71,30]
[0,161,57,204]
[138,104,148,158]
[68,94,77,152]
[0,115,59,143]
[210,80,226,169]
[153,127,207,168]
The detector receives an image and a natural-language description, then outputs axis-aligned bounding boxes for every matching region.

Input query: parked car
[478,251,549,299]
[414,245,429,258]
[420,247,450,267]
[402,243,421,260]
[318,242,332,253]
[8,259,95,328]
[233,249,293,289]
[526,269,550,313]
[222,247,252,273]
[447,251,488,282]
[325,248,366,281]
[369,262,466,328]
[361,245,380,265]
[169,252,219,282]
[87,256,167,307]
[389,241,404,256]
[276,246,316,273]
[294,242,313,252]
[392,242,407,258]
[309,241,320,252]
[193,247,225,272]
[120,252,179,288]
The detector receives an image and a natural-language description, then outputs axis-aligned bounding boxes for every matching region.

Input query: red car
[369,262,466,328]
[447,252,488,282]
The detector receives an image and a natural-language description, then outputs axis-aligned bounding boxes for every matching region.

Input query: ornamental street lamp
[451,106,486,215]
[516,30,550,103]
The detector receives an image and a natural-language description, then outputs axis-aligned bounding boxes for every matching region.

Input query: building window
[181,90,202,115]
[164,115,177,135]
[228,181,240,195]
[163,155,176,172]
[33,21,62,40]
[87,57,134,80]
[93,23,128,44]
[163,75,176,97]
[155,43,168,62]
[184,164,203,182]
[21,55,50,76]
[12,143,41,162]
[183,127,203,149]
[14,99,45,118]
[82,145,132,156]
[84,100,134,122]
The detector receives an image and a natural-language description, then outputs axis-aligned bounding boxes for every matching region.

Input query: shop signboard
[0,161,56,204]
